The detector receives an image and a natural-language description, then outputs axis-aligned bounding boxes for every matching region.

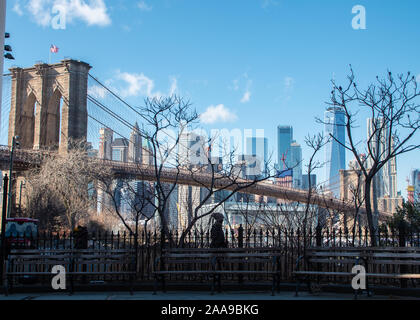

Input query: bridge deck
[0,146,392,218]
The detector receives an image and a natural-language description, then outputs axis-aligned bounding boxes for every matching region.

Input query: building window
[113,149,122,162]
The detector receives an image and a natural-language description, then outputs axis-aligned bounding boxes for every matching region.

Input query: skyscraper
[97,127,114,213]
[367,118,398,199]
[111,138,129,162]
[366,117,402,214]
[324,107,346,197]
[408,169,420,203]
[99,127,113,160]
[128,122,142,163]
[277,126,293,169]
[302,174,317,190]
[290,141,302,189]
[246,137,268,177]
[177,131,206,230]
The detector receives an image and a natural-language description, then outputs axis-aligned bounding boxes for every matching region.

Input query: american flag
[50,44,59,53]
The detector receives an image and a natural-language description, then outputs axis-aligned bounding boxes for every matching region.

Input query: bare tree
[345,159,367,245]
[177,137,277,247]
[320,67,420,246]
[116,95,280,247]
[97,176,155,239]
[136,96,198,247]
[24,141,112,232]
[234,197,263,233]
[302,133,330,241]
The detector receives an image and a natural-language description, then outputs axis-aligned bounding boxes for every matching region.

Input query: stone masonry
[8,59,91,153]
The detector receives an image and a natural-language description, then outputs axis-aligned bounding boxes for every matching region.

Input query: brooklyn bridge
[0,59,392,218]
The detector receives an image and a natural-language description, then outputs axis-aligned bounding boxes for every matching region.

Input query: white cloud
[13,2,24,15]
[115,71,178,99]
[169,77,178,96]
[121,24,131,32]
[117,71,159,98]
[261,0,279,9]
[137,1,152,11]
[240,91,251,103]
[200,104,237,124]
[416,74,420,83]
[17,0,111,27]
[88,85,108,99]
[284,76,295,91]
[278,76,295,102]
[232,73,253,103]
[232,79,239,91]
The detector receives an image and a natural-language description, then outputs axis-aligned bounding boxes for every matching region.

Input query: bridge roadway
[0,146,392,218]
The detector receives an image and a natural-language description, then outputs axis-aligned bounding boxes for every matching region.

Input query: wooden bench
[4,249,136,295]
[153,248,283,296]
[362,247,420,289]
[293,247,420,299]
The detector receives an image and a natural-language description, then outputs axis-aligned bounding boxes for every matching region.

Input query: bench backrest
[7,249,136,273]
[305,247,420,267]
[159,248,282,269]
[363,249,420,266]
[305,248,365,267]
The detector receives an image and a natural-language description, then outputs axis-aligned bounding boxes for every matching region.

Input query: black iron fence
[2,226,419,282]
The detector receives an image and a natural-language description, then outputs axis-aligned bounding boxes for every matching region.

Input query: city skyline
[1,0,419,198]
[0,1,419,305]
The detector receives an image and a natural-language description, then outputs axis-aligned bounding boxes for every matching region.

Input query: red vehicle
[5,218,39,248]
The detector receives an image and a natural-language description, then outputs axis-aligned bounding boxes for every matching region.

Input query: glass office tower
[246,137,268,176]
[277,126,293,170]
[290,141,302,189]
[324,107,346,197]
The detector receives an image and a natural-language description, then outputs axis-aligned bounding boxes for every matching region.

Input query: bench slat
[294,271,420,279]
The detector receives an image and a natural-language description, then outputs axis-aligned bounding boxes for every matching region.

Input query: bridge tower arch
[8,59,91,153]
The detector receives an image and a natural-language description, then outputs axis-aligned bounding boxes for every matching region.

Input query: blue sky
[2,0,420,197]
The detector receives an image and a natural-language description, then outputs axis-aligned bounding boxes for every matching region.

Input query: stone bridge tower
[8,59,91,153]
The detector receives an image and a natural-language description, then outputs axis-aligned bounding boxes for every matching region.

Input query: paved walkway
[1,291,418,300]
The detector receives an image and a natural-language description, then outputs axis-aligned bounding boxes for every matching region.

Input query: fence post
[297,228,301,257]
[316,224,322,247]
[339,228,342,247]
[398,225,407,288]
[238,225,244,248]
[238,225,244,283]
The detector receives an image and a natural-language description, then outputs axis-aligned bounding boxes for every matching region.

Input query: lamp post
[6,136,20,220]
[0,174,8,286]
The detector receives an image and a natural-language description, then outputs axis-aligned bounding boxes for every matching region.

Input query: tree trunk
[178,217,199,247]
[364,178,378,246]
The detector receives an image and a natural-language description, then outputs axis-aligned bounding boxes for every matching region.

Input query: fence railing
[2,226,419,282]
[5,226,419,249]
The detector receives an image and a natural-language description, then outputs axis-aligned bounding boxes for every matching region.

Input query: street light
[4,31,15,60]
[6,136,20,220]
[4,52,14,60]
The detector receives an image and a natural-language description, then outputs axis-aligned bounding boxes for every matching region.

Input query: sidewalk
[1,290,419,300]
